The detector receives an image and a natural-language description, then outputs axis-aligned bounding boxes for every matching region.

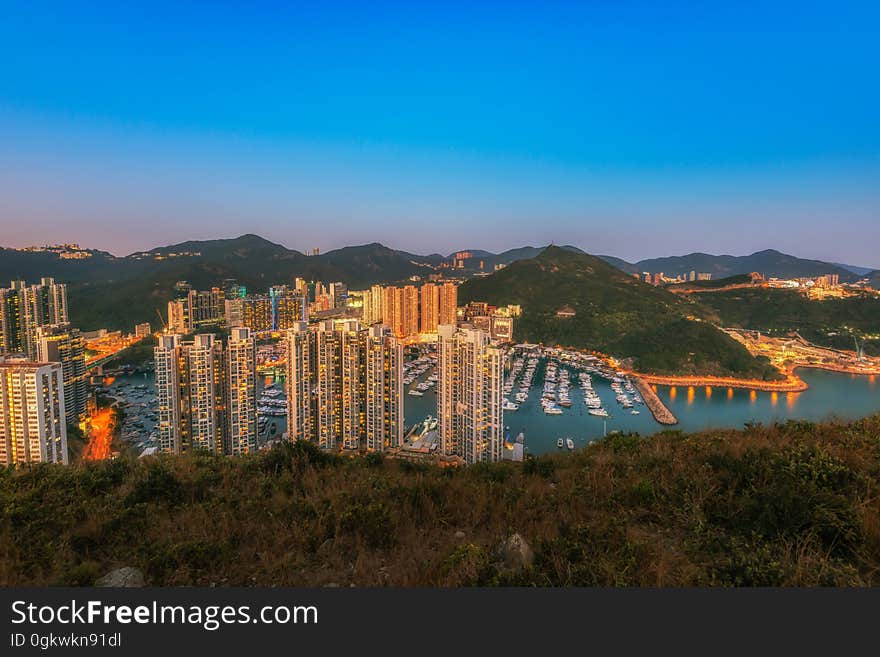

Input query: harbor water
[106,365,879,457]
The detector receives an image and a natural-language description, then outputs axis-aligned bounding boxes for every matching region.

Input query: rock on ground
[496,533,534,571]
[95,567,145,588]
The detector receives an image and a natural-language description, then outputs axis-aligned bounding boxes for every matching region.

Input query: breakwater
[633,377,678,425]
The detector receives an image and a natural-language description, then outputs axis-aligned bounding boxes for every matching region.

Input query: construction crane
[155,308,168,332]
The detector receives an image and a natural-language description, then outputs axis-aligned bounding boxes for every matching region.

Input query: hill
[692,288,880,356]
[448,245,586,271]
[459,246,781,379]
[833,262,877,276]
[1,415,878,586]
[0,236,447,331]
[629,249,858,282]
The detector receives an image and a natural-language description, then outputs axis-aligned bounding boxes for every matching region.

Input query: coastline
[633,364,879,394]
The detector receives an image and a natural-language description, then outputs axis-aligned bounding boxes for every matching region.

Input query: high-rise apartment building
[294,277,309,299]
[270,287,307,331]
[0,358,68,466]
[154,330,257,456]
[437,324,504,464]
[284,319,402,452]
[284,322,312,443]
[167,288,225,334]
[360,282,457,339]
[361,285,384,326]
[402,286,419,337]
[439,282,458,326]
[329,282,347,309]
[0,287,21,354]
[382,286,396,328]
[226,292,304,333]
[364,325,404,452]
[225,327,257,455]
[154,334,183,454]
[36,324,88,423]
[420,283,439,334]
[0,278,69,359]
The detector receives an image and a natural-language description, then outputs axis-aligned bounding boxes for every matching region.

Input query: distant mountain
[626,249,858,282]
[597,255,638,274]
[447,244,586,271]
[832,262,877,276]
[1,235,873,334]
[459,246,781,379]
[0,235,451,331]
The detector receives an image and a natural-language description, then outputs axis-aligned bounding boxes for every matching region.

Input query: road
[82,407,115,460]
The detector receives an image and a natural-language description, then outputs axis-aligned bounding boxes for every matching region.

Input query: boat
[544,406,563,415]
[588,408,609,417]
[502,400,520,411]
[566,438,575,450]
[631,409,640,415]
[408,389,424,396]
[557,438,564,448]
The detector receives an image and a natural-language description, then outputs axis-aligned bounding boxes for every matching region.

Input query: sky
[1,1,878,265]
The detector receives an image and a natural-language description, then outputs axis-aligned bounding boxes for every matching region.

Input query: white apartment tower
[0,358,68,466]
[437,324,504,464]
[154,334,184,454]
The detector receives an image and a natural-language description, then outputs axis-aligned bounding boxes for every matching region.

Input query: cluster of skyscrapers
[154,327,258,455]
[0,277,82,466]
[1,271,510,468]
[224,285,307,333]
[286,320,403,451]
[361,282,458,338]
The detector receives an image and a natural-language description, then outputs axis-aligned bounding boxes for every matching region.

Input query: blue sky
[1,1,878,265]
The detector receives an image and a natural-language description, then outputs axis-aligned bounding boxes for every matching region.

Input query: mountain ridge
[0,236,873,333]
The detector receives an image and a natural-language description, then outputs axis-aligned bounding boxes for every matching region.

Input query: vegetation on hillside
[668,274,754,290]
[2,416,879,587]
[460,246,782,379]
[694,288,880,356]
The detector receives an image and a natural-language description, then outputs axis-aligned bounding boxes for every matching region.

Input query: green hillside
[693,288,880,356]
[459,246,781,379]
[2,416,879,586]
[668,273,754,290]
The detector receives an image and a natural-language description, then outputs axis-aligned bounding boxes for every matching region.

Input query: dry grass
[1,415,879,587]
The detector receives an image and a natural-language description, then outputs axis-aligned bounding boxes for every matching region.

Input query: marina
[405,349,880,456]
[100,347,880,460]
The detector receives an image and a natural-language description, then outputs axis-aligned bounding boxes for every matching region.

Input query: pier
[633,377,678,425]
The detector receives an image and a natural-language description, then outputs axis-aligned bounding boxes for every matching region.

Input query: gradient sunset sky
[1,1,878,265]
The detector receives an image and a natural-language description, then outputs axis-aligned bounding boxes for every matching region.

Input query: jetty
[633,377,678,425]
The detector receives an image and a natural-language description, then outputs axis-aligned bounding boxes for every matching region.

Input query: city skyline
[2,2,878,264]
